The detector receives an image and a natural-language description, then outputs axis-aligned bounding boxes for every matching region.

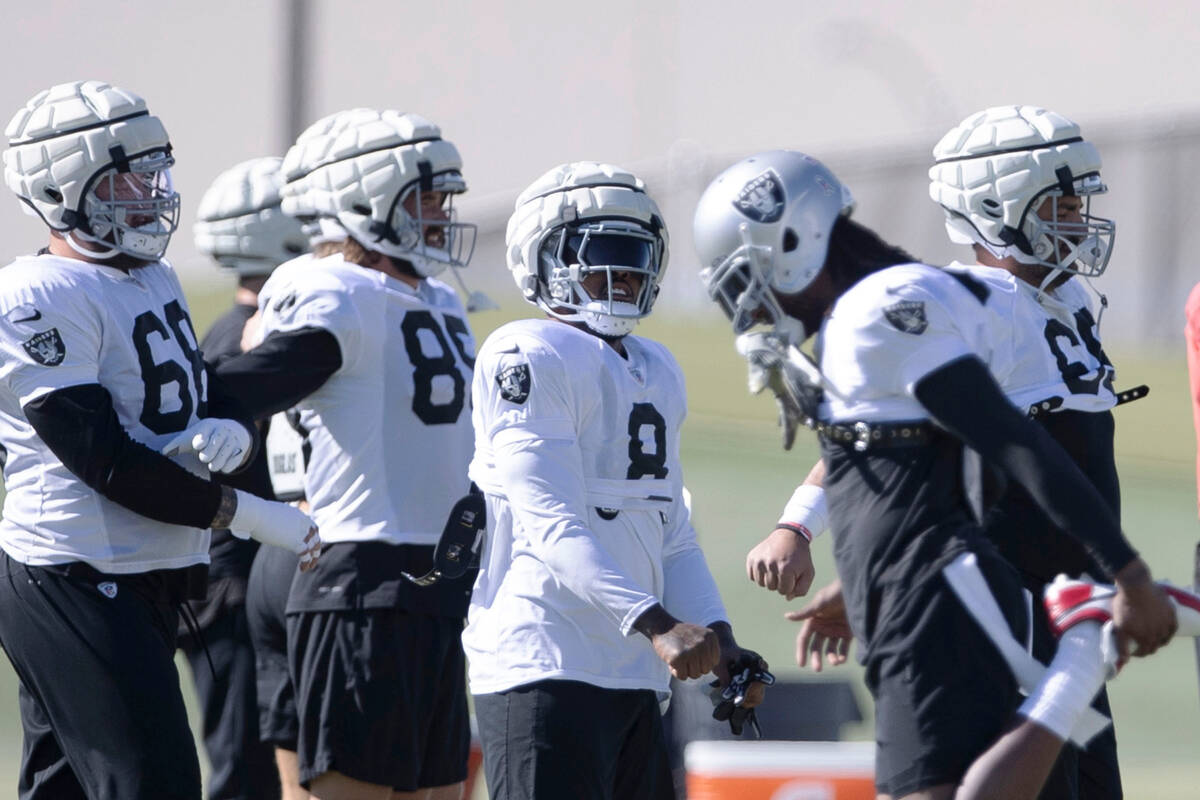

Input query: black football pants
[0,552,201,800]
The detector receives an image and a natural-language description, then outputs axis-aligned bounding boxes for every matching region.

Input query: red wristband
[776,522,813,542]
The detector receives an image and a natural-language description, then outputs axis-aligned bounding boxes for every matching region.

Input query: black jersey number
[627,402,669,479]
[133,300,206,435]
[1043,308,1114,396]
[401,311,473,425]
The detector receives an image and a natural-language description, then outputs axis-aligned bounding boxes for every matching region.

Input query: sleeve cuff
[619,595,664,638]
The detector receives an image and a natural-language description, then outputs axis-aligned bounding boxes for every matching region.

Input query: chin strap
[1081,276,1109,335]
[65,230,119,260]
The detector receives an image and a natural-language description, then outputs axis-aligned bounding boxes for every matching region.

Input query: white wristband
[778,484,829,541]
[229,489,315,555]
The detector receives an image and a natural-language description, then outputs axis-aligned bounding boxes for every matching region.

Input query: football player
[214,108,479,800]
[694,149,1175,800]
[0,81,319,800]
[466,162,769,800]
[184,156,310,800]
[776,107,1133,798]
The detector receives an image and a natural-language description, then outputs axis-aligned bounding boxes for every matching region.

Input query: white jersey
[464,319,728,695]
[256,253,475,545]
[0,255,210,573]
[819,263,1021,424]
[950,264,1117,414]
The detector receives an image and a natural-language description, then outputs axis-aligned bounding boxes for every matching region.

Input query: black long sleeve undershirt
[24,384,223,529]
[213,327,343,420]
[913,355,1138,578]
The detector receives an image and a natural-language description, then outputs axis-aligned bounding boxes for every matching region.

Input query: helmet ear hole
[782,228,799,253]
[44,186,62,202]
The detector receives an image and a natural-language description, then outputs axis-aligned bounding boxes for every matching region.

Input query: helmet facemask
[78,150,180,260]
[1017,174,1114,278]
[700,229,806,346]
[375,171,477,276]
[538,219,664,338]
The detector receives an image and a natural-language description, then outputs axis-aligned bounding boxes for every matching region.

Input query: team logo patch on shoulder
[883,301,928,335]
[497,363,531,404]
[733,169,786,223]
[22,329,65,365]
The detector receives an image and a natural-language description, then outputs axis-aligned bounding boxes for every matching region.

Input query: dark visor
[565,232,654,269]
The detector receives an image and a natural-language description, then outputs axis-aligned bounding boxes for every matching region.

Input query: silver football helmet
[929,105,1114,278]
[4,80,180,260]
[506,162,668,337]
[280,108,474,277]
[694,150,854,341]
[194,157,307,276]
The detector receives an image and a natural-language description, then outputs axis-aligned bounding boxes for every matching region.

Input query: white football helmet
[194,157,307,276]
[506,162,668,338]
[694,150,854,340]
[280,108,474,277]
[4,80,180,261]
[929,105,1114,277]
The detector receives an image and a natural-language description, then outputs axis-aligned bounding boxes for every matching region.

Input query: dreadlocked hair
[824,216,917,293]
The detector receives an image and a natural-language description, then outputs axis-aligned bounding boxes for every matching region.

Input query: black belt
[1027,384,1149,418]
[813,418,934,451]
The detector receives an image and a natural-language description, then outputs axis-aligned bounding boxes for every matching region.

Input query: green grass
[1,287,1199,797]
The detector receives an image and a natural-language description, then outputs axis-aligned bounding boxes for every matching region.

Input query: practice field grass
[1,286,1198,797]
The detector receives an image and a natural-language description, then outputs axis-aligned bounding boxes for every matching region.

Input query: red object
[1185,283,1200,518]
[684,741,876,800]
[1043,580,1115,637]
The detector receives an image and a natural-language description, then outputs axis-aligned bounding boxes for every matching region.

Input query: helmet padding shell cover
[929,105,1114,276]
[194,157,307,276]
[4,80,179,260]
[505,161,668,337]
[280,108,474,277]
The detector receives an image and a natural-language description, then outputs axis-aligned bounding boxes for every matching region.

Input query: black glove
[402,487,486,586]
[709,651,775,737]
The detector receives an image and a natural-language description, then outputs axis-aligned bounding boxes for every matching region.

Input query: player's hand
[162,418,252,474]
[710,625,770,709]
[229,489,322,570]
[746,527,816,600]
[635,608,718,680]
[785,579,854,671]
[1112,559,1177,661]
[736,332,806,450]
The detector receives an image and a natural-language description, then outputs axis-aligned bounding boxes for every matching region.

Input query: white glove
[736,332,807,450]
[229,489,321,570]
[162,419,253,474]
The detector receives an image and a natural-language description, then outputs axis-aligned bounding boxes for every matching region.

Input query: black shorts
[245,544,299,749]
[475,679,674,800]
[0,553,201,800]
[868,549,1027,797]
[287,606,470,790]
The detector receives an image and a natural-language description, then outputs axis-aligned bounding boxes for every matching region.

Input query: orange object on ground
[684,740,875,800]
[1187,283,1200,518]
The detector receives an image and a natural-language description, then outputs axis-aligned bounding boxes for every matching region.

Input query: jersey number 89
[401,311,474,425]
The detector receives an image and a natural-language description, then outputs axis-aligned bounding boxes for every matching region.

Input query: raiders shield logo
[732,169,786,223]
[883,301,928,335]
[497,363,531,404]
[22,329,65,366]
